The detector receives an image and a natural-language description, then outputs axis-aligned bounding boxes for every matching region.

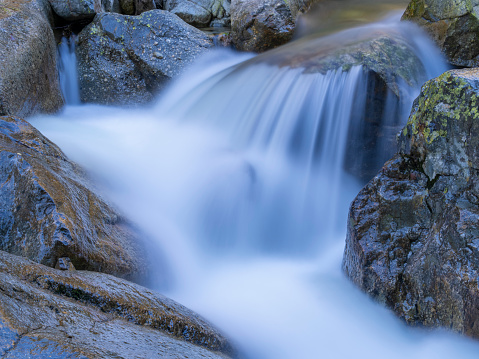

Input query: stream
[30,8,479,359]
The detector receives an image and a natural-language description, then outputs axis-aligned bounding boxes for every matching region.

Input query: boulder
[0,0,63,117]
[48,0,103,21]
[164,0,230,27]
[402,0,479,67]
[0,116,148,282]
[76,10,213,105]
[231,0,295,52]
[343,68,479,339]
[0,250,235,358]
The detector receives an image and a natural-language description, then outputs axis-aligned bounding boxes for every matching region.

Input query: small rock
[55,257,76,271]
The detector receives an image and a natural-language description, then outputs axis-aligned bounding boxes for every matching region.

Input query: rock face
[0,116,148,281]
[402,0,479,67]
[0,0,63,117]
[231,0,295,52]
[164,0,230,27]
[343,68,479,338]
[77,10,213,105]
[0,250,235,358]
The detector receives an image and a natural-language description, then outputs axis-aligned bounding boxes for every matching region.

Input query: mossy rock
[343,68,479,340]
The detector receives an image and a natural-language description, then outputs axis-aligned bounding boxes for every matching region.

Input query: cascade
[32,12,479,359]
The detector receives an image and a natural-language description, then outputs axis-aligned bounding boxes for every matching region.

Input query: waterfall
[30,13,479,359]
[58,36,81,105]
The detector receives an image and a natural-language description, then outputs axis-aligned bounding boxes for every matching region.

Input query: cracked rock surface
[343,68,479,338]
[76,10,213,105]
[0,250,235,358]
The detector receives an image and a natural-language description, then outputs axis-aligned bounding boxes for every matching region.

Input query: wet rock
[402,0,479,67]
[0,116,148,281]
[0,250,235,358]
[343,68,479,339]
[231,0,295,52]
[164,0,230,28]
[77,10,213,105]
[0,0,63,117]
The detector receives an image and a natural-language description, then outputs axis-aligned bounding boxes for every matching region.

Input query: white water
[33,15,479,359]
[58,36,81,105]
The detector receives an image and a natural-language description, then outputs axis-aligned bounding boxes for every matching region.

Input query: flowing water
[58,36,81,105]
[30,12,479,359]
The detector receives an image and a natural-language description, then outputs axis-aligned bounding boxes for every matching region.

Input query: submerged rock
[231,0,295,52]
[0,0,63,117]
[0,116,148,281]
[343,68,479,339]
[164,0,230,28]
[0,250,235,358]
[253,25,432,181]
[402,0,479,67]
[77,10,213,105]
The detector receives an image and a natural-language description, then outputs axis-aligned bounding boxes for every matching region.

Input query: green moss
[405,71,479,145]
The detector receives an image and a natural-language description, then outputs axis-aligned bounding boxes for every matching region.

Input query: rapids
[30,10,479,359]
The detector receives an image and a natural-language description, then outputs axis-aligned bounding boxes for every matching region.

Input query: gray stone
[0,0,63,118]
[0,116,149,282]
[77,10,213,105]
[343,68,479,339]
